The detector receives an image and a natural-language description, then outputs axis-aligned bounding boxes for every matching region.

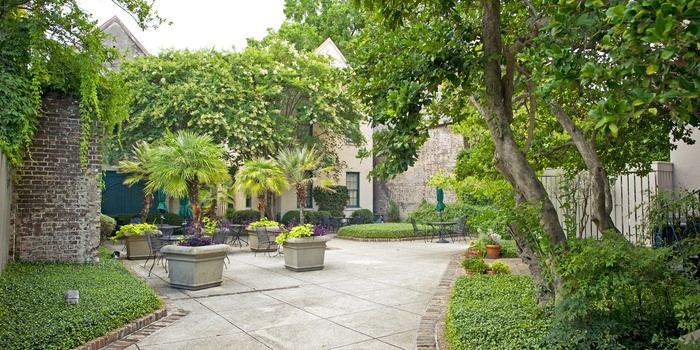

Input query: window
[245,196,252,209]
[346,172,360,208]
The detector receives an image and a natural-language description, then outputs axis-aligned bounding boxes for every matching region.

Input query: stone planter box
[124,235,149,260]
[283,235,331,272]
[160,244,230,290]
[247,226,281,252]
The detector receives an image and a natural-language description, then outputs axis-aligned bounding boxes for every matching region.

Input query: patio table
[427,221,457,243]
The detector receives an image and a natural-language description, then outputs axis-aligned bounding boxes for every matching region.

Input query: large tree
[352,0,700,304]
[0,0,164,168]
[111,38,364,168]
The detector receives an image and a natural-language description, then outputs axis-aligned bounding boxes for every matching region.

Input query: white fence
[541,162,673,244]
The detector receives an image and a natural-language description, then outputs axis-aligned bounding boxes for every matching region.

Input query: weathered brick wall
[11,92,101,263]
[374,125,466,220]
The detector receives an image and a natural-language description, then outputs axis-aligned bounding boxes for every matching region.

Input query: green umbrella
[178,196,193,220]
[436,187,446,211]
[156,189,168,213]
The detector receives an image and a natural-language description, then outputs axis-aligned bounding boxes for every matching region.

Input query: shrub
[337,223,423,239]
[0,248,162,350]
[490,261,511,274]
[405,201,481,224]
[446,275,551,350]
[228,209,260,224]
[313,185,349,217]
[146,212,183,226]
[500,239,518,258]
[386,199,401,222]
[543,233,699,349]
[351,208,374,224]
[100,214,117,240]
[281,210,331,225]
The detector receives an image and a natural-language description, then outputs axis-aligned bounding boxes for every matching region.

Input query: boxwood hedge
[446,275,551,350]
[0,248,163,350]
[337,223,431,239]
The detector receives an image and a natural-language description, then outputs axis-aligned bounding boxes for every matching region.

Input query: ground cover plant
[337,223,426,239]
[0,248,162,350]
[446,275,551,350]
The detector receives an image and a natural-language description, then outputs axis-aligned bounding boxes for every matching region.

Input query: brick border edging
[416,253,464,350]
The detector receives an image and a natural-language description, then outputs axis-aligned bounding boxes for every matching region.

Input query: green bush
[313,185,349,217]
[338,223,428,239]
[543,233,699,349]
[350,208,374,224]
[500,239,518,258]
[281,210,330,225]
[146,213,183,226]
[99,214,116,240]
[0,248,162,350]
[110,213,183,226]
[446,275,551,350]
[228,209,260,224]
[386,199,401,222]
[405,201,481,224]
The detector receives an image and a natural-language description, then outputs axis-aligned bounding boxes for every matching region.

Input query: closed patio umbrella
[435,187,448,243]
[157,189,168,213]
[178,196,193,223]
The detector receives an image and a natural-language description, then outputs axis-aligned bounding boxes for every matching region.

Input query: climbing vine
[0,0,164,169]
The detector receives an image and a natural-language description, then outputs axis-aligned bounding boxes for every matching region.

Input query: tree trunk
[479,0,568,304]
[549,101,620,234]
[297,183,306,225]
[188,178,202,234]
[257,193,266,219]
[140,192,153,223]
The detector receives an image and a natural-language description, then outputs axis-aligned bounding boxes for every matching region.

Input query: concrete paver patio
[112,236,469,350]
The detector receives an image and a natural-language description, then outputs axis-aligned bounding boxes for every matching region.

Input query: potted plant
[461,249,488,274]
[160,235,231,290]
[276,223,331,271]
[479,229,502,259]
[246,218,282,252]
[111,223,157,260]
[490,260,512,275]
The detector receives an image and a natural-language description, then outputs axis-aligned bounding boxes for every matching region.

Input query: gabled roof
[99,15,150,56]
[314,38,346,68]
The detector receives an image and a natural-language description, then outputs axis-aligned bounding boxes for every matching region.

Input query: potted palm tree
[143,130,232,290]
[110,223,158,260]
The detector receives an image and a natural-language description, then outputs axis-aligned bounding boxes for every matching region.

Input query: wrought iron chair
[144,230,167,277]
[212,228,231,266]
[229,224,249,247]
[254,226,274,257]
[450,217,466,243]
[410,218,430,242]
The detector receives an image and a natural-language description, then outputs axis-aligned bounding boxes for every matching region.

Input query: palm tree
[276,146,334,225]
[117,141,155,223]
[234,157,289,219]
[144,130,230,233]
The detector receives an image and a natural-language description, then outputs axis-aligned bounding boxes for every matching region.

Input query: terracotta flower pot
[485,244,501,259]
[464,268,477,275]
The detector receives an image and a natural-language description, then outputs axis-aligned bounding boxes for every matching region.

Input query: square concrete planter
[283,235,331,272]
[160,244,231,290]
[124,235,150,260]
[247,226,281,252]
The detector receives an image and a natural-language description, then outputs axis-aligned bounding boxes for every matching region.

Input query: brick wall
[374,125,466,219]
[11,92,102,263]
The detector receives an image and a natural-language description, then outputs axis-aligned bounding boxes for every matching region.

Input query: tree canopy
[0,0,164,168]
[111,38,364,168]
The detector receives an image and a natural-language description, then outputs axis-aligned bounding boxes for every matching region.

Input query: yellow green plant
[275,224,314,245]
[110,223,157,241]
[249,218,279,228]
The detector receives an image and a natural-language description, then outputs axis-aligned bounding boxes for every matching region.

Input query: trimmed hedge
[446,275,551,350]
[337,223,431,239]
[281,210,330,225]
[0,248,163,350]
[99,214,116,240]
[227,209,261,224]
[110,213,183,226]
[406,201,482,224]
[313,185,349,217]
[351,208,374,224]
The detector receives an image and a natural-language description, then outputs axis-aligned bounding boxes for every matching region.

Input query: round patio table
[427,221,457,243]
